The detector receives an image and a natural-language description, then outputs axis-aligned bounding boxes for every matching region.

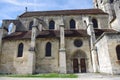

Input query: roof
[95,29,119,44]
[94,29,117,37]
[3,30,89,40]
[19,9,107,18]
[3,31,32,40]
[3,29,117,40]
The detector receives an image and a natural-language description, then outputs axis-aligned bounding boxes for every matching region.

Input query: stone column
[28,18,37,74]
[87,20,99,72]
[59,25,67,73]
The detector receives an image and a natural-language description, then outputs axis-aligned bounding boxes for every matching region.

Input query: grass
[0,73,78,78]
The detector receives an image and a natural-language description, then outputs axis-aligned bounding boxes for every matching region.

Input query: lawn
[0,73,78,78]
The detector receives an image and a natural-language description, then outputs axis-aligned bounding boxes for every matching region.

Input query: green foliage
[0,73,78,78]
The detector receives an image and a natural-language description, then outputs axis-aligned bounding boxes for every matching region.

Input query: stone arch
[28,18,48,31]
[36,18,48,30]
[8,23,16,34]
[2,20,26,32]
[72,50,86,59]
[2,20,17,33]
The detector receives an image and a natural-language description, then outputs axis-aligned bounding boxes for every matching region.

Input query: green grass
[0,73,78,78]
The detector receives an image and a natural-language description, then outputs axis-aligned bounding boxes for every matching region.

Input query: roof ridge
[19,9,107,18]
[25,8,102,13]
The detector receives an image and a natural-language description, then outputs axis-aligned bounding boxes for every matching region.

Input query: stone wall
[35,38,59,73]
[20,14,108,30]
[65,37,93,73]
[0,36,93,74]
[35,37,93,73]
[106,34,120,74]
[96,33,120,74]
[96,35,113,74]
[110,1,120,31]
[0,39,31,74]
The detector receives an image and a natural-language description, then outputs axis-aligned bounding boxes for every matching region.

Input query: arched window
[110,0,114,3]
[49,20,55,29]
[116,45,120,60]
[17,43,24,57]
[92,18,98,28]
[29,21,33,30]
[45,42,52,57]
[70,19,76,29]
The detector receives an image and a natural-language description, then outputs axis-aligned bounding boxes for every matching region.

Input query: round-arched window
[74,39,83,47]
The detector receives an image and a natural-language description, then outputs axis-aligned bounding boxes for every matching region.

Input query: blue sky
[0,0,93,26]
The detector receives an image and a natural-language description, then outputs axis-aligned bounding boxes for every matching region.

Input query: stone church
[0,0,120,74]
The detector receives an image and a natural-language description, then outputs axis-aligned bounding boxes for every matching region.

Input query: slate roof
[19,9,107,18]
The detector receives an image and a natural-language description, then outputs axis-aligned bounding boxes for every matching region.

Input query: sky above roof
[0,0,93,26]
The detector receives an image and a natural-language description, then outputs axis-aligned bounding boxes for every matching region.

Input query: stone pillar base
[27,51,36,74]
[91,49,99,73]
[59,49,67,74]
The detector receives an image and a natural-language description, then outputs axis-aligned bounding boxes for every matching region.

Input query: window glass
[70,19,76,29]
[49,20,55,29]
[17,43,24,57]
[45,42,51,57]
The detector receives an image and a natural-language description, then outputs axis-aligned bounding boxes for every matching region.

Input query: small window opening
[70,19,76,29]
[45,42,52,57]
[49,20,55,29]
[17,43,24,57]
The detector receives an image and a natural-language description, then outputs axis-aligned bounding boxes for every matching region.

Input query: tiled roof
[19,9,107,18]
[3,31,32,40]
[65,30,88,37]
[3,29,117,40]
[94,29,117,36]
[36,29,89,38]
[3,30,89,40]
